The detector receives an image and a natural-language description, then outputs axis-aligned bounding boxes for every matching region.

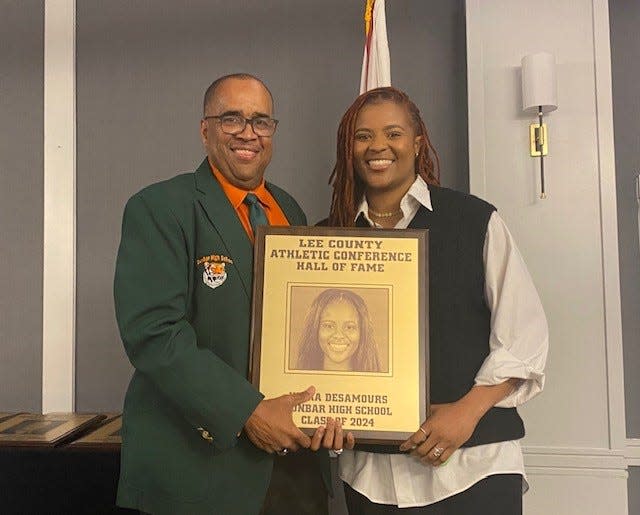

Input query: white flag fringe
[360,0,391,94]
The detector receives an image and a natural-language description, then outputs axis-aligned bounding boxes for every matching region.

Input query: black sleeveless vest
[354,185,525,453]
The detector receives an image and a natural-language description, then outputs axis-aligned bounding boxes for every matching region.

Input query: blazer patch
[196,254,233,290]
[202,261,227,289]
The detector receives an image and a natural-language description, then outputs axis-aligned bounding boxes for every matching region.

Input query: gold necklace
[368,207,402,218]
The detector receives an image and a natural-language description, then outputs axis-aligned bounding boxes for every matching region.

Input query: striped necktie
[244,193,269,237]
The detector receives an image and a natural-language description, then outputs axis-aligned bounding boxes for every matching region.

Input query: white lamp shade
[521,52,558,113]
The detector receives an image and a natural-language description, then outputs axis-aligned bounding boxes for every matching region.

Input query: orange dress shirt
[210,164,289,241]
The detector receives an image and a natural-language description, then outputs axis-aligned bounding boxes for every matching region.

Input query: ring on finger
[276,448,289,456]
[432,446,444,458]
[418,427,428,439]
[334,448,343,456]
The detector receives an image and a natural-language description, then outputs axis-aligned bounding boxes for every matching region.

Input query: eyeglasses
[204,114,278,137]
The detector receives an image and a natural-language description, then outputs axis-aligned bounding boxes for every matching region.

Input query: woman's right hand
[398,380,520,465]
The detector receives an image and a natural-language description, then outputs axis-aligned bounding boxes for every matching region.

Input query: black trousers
[142,450,327,515]
[344,474,522,515]
[260,449,328,515]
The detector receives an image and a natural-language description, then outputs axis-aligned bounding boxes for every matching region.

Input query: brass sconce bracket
[530,123,548,156]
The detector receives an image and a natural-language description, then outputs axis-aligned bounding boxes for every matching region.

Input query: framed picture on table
[0,413,104,447]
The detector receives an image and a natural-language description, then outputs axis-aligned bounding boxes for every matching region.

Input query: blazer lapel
[194,159,254,298]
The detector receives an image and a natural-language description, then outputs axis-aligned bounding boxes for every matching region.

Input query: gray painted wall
[75,0,468,412]
[610,0,640,439]
[630,467,640,515]
[0,0,43,412]
[609,0,640,507]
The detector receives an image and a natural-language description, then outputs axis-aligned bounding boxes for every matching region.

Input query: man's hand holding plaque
[244,385,355,454]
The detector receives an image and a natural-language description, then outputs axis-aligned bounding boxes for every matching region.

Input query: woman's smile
[366,158,394,171]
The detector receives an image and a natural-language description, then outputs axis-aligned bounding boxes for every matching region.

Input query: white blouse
[339,176,549,508]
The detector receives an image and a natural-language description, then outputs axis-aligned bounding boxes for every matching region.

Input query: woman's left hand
[398,402,479,466]
[310,417,356,453]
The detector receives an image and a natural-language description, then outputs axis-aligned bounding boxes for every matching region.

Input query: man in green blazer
[114,74,347,515]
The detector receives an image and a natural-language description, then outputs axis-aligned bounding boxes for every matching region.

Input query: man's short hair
[203,73,274,115]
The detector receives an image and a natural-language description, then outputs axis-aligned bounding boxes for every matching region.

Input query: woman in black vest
[323,87,548,515]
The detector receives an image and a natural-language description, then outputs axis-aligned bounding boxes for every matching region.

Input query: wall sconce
[521,52,558,199]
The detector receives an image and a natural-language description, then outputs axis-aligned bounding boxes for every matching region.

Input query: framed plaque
[250,226,428,444]
[0,413,104,447]
[68,413,122,449]
[0,413,23,424]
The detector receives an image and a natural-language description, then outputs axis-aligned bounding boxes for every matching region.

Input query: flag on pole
[360,0,391,94]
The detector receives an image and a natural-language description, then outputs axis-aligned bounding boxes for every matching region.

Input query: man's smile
[231,147,259,161]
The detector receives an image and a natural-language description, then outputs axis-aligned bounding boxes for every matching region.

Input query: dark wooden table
[0,445,136,515]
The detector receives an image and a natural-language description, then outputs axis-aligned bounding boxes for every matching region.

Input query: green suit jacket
[114,159,314,515]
